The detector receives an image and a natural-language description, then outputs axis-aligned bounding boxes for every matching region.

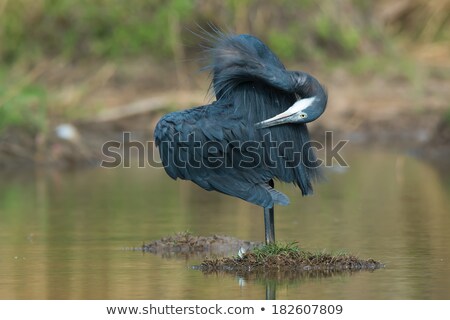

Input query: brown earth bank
[1,67,449,172]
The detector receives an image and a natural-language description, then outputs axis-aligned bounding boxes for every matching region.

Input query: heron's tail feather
[264,185,290,207]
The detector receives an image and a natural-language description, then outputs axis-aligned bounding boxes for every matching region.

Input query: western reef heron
[154,33,327,244]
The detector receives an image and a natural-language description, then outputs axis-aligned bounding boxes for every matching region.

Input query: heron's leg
[265,281,277,300]
[264,206,275,244]
[264,179,276,244]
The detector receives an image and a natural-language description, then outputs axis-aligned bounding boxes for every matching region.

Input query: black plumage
[154,33,327,243]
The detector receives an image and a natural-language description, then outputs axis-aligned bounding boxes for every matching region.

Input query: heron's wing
[154,102,289,208]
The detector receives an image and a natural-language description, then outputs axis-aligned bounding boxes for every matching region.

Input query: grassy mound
[199,242,383,273]
[140,234,384,274]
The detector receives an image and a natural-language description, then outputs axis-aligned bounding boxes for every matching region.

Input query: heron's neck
[291,71,326,100]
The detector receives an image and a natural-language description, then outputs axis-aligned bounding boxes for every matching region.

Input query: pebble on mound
[199,243,384,273]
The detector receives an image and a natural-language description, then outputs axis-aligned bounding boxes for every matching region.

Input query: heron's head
[255,96,326,129]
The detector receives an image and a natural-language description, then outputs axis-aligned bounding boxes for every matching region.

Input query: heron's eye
[300,113,307,118]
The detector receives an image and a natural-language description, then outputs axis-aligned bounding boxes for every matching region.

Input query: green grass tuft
[252,242,300,260]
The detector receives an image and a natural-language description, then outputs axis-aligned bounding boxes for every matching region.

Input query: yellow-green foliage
[0,0,389,63]
[0,70,48,132]
[0,0,447,64]
[0,0,194,62]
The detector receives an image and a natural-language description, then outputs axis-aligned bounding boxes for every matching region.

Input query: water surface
[0,147,449,299]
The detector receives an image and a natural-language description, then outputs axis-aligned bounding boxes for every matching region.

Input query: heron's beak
[255,107,300,129]
[255,97,316,129]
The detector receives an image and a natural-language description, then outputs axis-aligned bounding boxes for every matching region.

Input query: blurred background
[0,0,449,299]
[0,0,449,168]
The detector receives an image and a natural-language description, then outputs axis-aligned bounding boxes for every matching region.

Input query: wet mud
[140,232,260,257]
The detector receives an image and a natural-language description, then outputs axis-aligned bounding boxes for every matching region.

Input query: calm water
[0,147,449,299]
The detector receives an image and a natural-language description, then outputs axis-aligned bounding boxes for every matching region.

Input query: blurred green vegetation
[0,0,195,62]
[0,83,48,133]
[0,0,448,132]
[0,0,385,63]
[0,68,48,132]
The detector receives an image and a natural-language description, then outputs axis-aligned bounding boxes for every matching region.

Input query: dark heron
[154,33,327,244]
